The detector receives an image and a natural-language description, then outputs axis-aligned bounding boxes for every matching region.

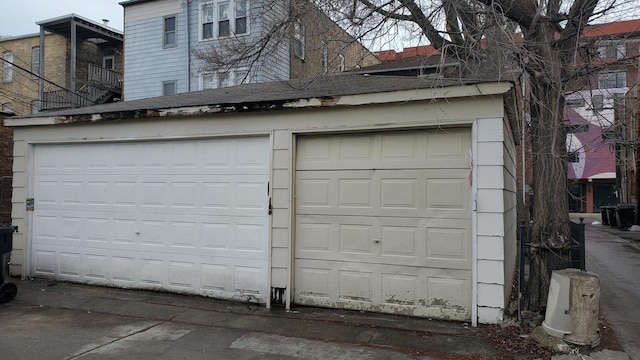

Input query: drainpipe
[38,26,45,108]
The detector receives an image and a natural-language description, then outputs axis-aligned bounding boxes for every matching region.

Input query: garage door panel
[295,259,471,319]
[35,176,269,217]
[32,137,270,303]
[295,129,472,319]
[296,130,470,171]
[297,215,471,269]
[296,170,469,218]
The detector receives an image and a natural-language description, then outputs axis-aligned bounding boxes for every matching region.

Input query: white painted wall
[474,116,517,324]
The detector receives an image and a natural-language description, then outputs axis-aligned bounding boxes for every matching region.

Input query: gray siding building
[121,0,290,100]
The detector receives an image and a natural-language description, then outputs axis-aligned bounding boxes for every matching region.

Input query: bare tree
[194,0,633,312]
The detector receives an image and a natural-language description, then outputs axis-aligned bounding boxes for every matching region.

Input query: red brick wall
[0,115,13,225]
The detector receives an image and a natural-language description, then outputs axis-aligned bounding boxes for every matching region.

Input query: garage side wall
[475,117,516,324]
[502,121,518,313]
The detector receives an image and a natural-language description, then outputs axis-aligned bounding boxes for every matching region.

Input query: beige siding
[270,130,291,288]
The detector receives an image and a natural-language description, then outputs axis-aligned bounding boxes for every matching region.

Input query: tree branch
[473,0,537,29]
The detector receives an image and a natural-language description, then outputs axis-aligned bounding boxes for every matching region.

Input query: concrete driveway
[0,278,494,360]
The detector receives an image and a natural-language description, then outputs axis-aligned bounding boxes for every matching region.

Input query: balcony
[40,64,122,111]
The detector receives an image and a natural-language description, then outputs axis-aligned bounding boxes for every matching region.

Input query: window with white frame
[2,51,13,82]
[218,2,231,37]
[163,80,177,95]
[200,68,247,89]
[31,47,40,77]
[103,55,115,70]
[597,42,626,59]
[202,4,214,39]
[164,16,177,47]
[321,42,328,74]
[598,71,626,89]
[338,54,345,72]
[293,21,305,59]
[201,1,249,40]
[235,0,248,34]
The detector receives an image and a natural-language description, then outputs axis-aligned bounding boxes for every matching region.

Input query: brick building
[0,111,13,224]
[0,14,123,115]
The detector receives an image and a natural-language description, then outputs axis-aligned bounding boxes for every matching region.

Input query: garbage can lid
[616,204,636,209]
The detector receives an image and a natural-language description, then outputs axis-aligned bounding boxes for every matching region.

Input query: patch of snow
[628,225,640,232]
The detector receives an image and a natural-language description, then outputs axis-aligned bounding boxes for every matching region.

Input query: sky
[0,0,124,37]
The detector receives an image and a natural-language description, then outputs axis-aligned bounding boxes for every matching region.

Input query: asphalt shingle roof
[20,75,493,120]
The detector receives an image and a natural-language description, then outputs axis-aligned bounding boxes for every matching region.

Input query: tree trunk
[525,24,572,312]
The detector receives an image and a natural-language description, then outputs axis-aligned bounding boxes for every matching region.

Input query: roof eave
[5,82,514,128]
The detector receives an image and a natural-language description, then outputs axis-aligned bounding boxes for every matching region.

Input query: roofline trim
[5,82,514,127]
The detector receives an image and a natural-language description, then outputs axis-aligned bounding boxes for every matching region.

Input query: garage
[30,137,271,302]
[294,129,472,320]
[7,76,518,323]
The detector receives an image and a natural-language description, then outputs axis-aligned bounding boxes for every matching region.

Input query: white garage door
[294,129,472,320]
[31,137,270,303]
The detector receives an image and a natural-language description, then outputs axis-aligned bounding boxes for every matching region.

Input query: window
[202,4,214,39]
[218,3,230,37]
[568,151,580,163]
[201,1,249,40]
[235,0,248,34]
[565,98,585,108]
[2,51,13,82]
[200,69,247,89]
[321,42,328,74]
[31,47,40,77]
[597,43,625,59]
[2,103,13,113]
[163,81,177,95]
[338,54,345,72]
[591,95,604,111]
[598,71,626,89]
[164,16,176,47]
[103,55,115,70]
[293,21,305,59]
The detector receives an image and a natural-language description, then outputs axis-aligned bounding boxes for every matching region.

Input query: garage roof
[6,75,514,126]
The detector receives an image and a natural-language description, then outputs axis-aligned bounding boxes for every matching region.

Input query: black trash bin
[607,206,618,227]
[616,204,636,230]
[601,206,613,226]
[0,225,17,303]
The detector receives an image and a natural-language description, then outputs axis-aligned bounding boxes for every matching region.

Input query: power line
[0,57,94,104]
